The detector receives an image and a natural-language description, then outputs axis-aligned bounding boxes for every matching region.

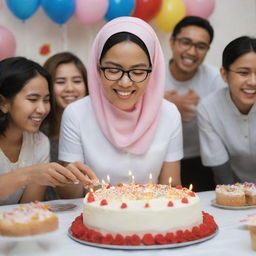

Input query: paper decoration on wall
[39,44,51,56]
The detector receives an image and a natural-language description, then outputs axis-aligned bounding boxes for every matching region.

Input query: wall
[0,0,255,68]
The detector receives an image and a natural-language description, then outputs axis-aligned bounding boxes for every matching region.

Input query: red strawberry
[100,199,108,206]
[121,202,127,209]
[144,203,150,208]
[167,201,174,207]
[87,192,95,202]
[181,197,189,204]
[142,234,155,245]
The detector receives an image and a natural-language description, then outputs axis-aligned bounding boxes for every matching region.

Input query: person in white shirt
[198,36,256,184]
[164,16,226,191]
[0,57,96,205]
[58,17,183,198]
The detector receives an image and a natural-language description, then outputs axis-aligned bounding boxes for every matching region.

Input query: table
[0,191,255,256]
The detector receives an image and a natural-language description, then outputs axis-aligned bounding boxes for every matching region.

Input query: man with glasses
[165,16,226,192]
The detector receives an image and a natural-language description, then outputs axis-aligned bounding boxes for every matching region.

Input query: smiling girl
[198,36,256,184]
[58,17,183,198]
[0,57,96,205]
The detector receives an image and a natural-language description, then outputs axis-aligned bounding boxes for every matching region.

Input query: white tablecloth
[0,191,255,256]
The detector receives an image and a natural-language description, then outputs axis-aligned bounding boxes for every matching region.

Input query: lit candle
[131,175,135,184]
[189,184,193,191]
[107,175,110,184]
[168,177,172,187]
[101,179,107,189]
[128,170,133,184]
[149,173,153,185]
[90,187,94,193]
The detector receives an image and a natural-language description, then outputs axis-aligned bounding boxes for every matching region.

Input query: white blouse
[198,87,256,182]
[59,97,183,185]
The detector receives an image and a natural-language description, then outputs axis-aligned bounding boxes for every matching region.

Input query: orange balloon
[156,0,186,33]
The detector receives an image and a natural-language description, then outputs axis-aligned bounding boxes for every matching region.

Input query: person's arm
[212,161,237,185]
[158,161,181,186]
[0,162,83,200]
[0,169,29,199]
[57,161,97,199]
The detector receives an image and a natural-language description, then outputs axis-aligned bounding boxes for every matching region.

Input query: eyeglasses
[174,37,210,52]
[99,66,152,83]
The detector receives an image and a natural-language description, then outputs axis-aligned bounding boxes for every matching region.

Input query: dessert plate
[67,227,218,250]
[211,199,256,210]
[48,203,77,212]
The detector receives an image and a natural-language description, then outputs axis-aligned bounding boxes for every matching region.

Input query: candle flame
[90,188,94,192]
[149,173,152,179]
[189,184,193,191]
[132,175,135,183]
[168,177,172,185]
[102,179,106,185]
[128,170,132,176]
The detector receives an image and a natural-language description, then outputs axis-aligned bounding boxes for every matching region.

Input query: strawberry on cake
[71,184,217,246]
[0,202,58,237]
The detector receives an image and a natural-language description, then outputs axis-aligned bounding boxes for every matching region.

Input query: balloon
[75,0,108,25]
[41,0,75,25]
[6,0,40,21]
[183,0,215,19]
[105,0,135,21]
[132,0,163,22]
[0,26,16,60]
[156,0,186,33]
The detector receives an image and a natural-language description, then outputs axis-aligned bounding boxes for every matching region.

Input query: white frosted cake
[71,184,217,245]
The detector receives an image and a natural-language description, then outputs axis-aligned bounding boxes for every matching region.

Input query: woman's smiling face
[99,41,151,111]
[221,52,256,114]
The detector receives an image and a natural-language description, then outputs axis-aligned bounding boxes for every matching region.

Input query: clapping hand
[165,88,200,122]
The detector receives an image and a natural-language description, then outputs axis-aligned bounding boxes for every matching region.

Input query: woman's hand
[65,161,98,186]
[26,162,83,187]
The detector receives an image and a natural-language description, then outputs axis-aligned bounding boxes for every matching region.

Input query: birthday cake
[71,184,217,245]
[216,183,256,206]
[0,202,58,237]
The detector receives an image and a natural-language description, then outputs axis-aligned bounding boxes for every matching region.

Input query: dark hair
[222,36,256,70]
[43,52,88,137]
[100,32,152,66]
[172,16,214,44]
[0,57,52,135]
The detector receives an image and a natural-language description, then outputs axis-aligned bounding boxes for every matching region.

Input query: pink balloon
[75,0,108,25]
[0,26,16,60]
[183,0,215,19]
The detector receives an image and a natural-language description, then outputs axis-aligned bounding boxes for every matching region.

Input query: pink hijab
[88,17,165,155]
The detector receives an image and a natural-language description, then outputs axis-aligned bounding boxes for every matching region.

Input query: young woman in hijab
[58,17,183,198]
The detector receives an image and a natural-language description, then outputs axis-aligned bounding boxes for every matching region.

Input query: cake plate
[211,199,256,210]
[67,227,218,250]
